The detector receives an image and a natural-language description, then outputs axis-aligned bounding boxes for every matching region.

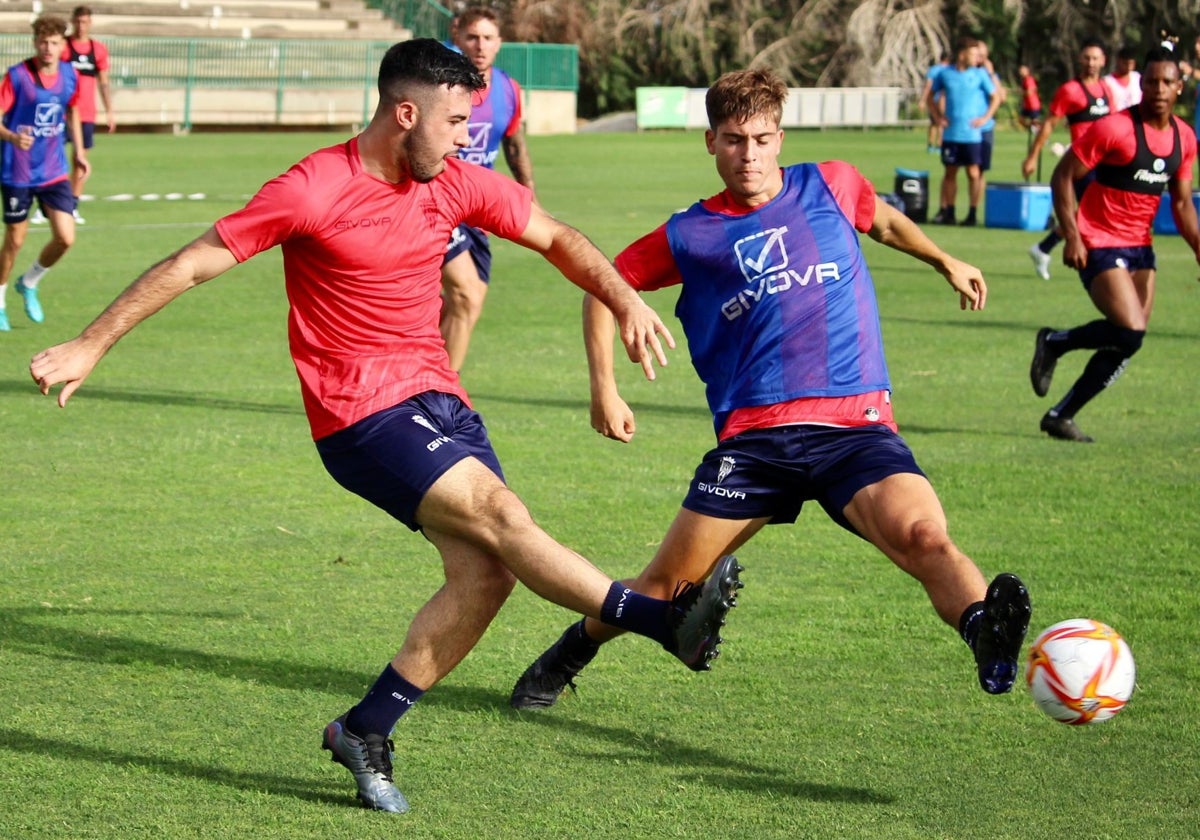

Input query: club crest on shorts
[717,456,736,485]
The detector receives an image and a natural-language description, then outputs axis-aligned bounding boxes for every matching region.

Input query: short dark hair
[1080,37,1107,57]
[1142,45,1180,72]
[377,38,484,105]
[1117,45,1137,62]
[72,5,93,17]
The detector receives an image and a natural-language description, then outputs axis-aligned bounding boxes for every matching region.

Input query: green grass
[1,126,1198,839]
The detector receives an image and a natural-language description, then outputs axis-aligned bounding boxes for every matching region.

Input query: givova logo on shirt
[723,226,841,321]
[27,102,65,138]
[460,122,498,166]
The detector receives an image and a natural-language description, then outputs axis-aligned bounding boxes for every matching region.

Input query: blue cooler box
[985,182,1052,230]
[1152,191,1200,235]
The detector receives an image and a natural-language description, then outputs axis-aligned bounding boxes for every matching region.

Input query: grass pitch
[0,126,1197,839]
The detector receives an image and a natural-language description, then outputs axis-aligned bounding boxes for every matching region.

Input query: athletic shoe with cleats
[0,310,9,331]
[509,620,600,710]
[667,554,744,671]
[72,208,86,225]
[15,278,43,323]
[1029,244,1051,280]
[1040,413,1094,443]
[930,208,955,225]
[1030,327,1056,397]
[322,714,409,813]
[975,573,1031,694]
[29,208,46,224]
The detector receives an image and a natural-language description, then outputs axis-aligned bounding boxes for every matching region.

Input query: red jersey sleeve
[441,157,532,238]
[615,224,678,291]
[215,159,321,262]
[817,160,876,232]
[504,77,523,138]
[0,75,13,115]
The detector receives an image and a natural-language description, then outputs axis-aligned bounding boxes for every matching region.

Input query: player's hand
[12,129,34,151]
[1062,236,1087,270]
[941,256,987,310]
[1021,156,1036,180]
[29,337,102,407]
[614,298,675,381]
[591,391,636,442]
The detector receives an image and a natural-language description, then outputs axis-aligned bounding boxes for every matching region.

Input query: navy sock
[600,582,673,648]
[345,666,426,737]
[1051,349,1130,419]
[1054,319,1117,354]
[959,602,985,650]
[1037,231,1061,252]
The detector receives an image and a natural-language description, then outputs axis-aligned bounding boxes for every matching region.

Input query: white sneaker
[72,208,86,225]
[1028,244,1051,281]
[29,208,47,224]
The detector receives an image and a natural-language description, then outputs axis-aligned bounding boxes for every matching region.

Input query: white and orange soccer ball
[1026,619,1136,725]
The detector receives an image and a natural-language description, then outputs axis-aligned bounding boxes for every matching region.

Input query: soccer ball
[1026,619,1136,725]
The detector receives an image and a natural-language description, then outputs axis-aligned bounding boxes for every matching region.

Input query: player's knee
[899,519,956,568]
[1113,326,1145,357]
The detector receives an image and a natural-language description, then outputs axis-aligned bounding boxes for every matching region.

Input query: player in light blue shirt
[929,36,1001,225]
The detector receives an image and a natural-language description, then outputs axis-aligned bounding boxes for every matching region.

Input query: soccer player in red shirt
[29,39,743,814]
[62,5,115,223]
[1022,38,1115,280]
[1030,46,1200,442]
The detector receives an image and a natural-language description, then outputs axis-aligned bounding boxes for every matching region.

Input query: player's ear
[705,129,716,155]
[394,99,419,130]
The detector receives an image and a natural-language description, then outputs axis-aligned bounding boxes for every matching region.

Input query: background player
[439,6,536,370]
[1023,38,1114,280]
[0,14,86,331]
[1031,46,1199,442]
[61,5,114,224]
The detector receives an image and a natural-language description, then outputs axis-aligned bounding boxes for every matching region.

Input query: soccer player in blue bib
[511,68,1032,709]
[438,6,537,370]
[0,14,87,332]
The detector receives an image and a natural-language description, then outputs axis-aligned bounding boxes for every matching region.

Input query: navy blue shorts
[980,128,995,172]
[1,180,76,223]
[940,141,983,168]
[315,391,505,531]
[67,122,95,149]
[1079,245,1155,289]
[442,223,493,283]
[681,424,925,536]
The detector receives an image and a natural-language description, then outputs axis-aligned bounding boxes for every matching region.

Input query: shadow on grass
[0,379,301,415]
[0,726,348,808]
[507,710,892,805]
[0,606,370,697]
[0,606,889,806]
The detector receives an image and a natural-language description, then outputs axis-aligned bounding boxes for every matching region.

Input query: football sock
[20,261,48,289]
[0,282,7,307]
[959,602,985,649]
[345,665,426,737]
[1049,349,1132,419]
[600,581,673,648]
[1036,232,1061,253]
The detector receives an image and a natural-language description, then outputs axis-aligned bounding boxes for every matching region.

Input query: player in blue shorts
[510,67,1032,709]
[439,6,537,370]
[0,14,87,331]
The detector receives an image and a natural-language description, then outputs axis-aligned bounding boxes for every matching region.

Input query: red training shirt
[215,139,533,439]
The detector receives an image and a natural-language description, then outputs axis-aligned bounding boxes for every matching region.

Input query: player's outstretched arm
[30,228,239,407]
[516,205,675,380]
[583,293,636,442]
[868,198,987,310]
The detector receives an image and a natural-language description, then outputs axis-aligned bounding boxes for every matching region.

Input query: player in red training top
[510,68,1031,712]
[30,39,743,815]
[1030,46,1200,442]
[1022,38,1115,280]
[0,14,87,333]
[61,5,115,224]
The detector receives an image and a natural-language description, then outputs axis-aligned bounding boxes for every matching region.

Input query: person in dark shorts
[510,68,1031,712]
[30,39,741,815]
[0,14,87,331]
[1031,46,1200,442]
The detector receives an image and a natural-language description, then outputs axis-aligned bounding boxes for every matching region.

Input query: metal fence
[0,35,578,92]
